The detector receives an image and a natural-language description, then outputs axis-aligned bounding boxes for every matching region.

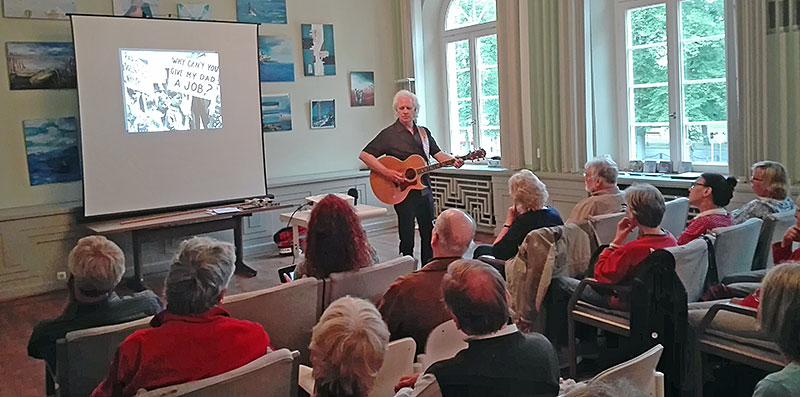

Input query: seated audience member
[677,173,737,245]
[310,296,390,397]
[473,169,563,260]
[92,237,270,397]
[28,236,163,374]
[379,209,475,353]
[771,205,800,264]
[752,262,800,397]
[395,260,559,397]
[295,194,376,279]
[547,184,677,351]
[566,156,625,224]
[732,161,795,224]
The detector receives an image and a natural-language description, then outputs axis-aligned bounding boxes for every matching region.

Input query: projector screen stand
[87,204,292,291]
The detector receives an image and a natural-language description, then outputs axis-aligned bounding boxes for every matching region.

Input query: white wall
[0,0,399,210]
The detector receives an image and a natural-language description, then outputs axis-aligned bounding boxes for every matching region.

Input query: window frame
[440,0,498,158]
[614,0,736,174]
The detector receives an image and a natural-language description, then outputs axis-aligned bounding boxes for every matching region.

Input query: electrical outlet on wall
[56,271,67,281]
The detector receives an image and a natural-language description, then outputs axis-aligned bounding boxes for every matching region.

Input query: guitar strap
[416,125,430,161]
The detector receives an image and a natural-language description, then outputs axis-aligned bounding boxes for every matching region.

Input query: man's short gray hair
[441,259,509,336]
[624,183,666,228]
[166,236,235,315]
[509,169,548,211]
[68,235,126,295]
[585,155,619,185]
[433,209,476,256]
[310,296,390,397]
[392,89,420,119]
[759,262,800,362]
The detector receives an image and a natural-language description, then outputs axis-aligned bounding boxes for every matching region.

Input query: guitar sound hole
[404,169,415,180]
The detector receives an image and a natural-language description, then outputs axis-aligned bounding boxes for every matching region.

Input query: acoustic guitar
[370,149,486,205]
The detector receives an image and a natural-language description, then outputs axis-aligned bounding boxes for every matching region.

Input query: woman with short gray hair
[731,161,795,224]
[93,236,270,397]
[473,169,563,262]
[310,296,390,397]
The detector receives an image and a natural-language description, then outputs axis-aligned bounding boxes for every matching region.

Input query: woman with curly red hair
[296,194,376,279]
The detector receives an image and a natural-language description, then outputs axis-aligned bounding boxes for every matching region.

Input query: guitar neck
[415,157,461,176]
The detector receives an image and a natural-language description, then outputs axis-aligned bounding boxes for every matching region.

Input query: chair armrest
[478,255,505,267]
[697,302,758,335]
[567,278,633,312]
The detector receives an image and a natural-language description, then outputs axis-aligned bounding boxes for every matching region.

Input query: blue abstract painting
[301,24,336,76]
[258,36,294,82]
[236,0,286,24]
[310,99,335,129]
[23,117,81,186]
[261,94,292,132]
[6,42,76,90]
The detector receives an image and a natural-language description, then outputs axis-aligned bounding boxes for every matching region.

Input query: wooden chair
[566,249,687,394]
[695,302,784,372]
[55,316,152,397]
[324,255,416,306]
[137,349,300,397]
[752,210,796,270]
[223,277,323,365]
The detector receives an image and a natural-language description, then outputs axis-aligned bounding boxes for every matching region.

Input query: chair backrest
[324,255,416,306]
[664,238,709,302]
[589,212,634,246]
[752,210,796,270]
[590,344,664,397]
[661,198,689,237]
[420,320,468,372]
[137,349,299,397]
[370,337,417,397]
[56,316,153,397]
[709,218,763,280]
[223,277,323,365]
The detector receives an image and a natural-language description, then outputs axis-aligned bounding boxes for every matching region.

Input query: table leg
[233,215,258,277]
[126,231,147,292]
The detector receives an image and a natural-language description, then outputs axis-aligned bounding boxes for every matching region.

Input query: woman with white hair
[93,237,270,397]
[28,236,162,376]
[731,161,795,224]
[360,89,464,265]
[310,296,390,397]
[473,169,563,261]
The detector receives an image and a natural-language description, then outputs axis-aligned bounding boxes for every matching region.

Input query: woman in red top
[92,237,270,397]
[677,173,737,245]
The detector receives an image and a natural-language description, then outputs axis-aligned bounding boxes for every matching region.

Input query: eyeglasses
[690,182,707,189]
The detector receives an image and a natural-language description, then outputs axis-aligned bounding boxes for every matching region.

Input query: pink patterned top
[677,209,733,245]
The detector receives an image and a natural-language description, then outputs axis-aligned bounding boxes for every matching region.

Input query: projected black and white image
[120,49,222,133]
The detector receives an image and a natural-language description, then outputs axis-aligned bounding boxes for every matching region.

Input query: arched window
[443,0,499,157]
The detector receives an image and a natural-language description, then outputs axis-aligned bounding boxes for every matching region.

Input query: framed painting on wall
[350,71,374,107]
[310,99,335,129]
[177,3,212,20]
[237,0,286,24]
[6,42,77,90]
[3,0,76,20]
[112,0,159,17]
[258,35,295,82]
[23,117,81,186]
[301,23,335,76]
[262,94,292,132]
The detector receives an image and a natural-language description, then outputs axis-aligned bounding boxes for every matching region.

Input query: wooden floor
[0,228,493,396]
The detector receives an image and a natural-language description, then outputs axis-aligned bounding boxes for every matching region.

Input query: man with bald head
[378,209,475,353]
[394,260,559,397]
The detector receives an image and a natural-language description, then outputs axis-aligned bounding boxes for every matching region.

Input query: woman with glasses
[731,161,796,224]
[677,173,738,245]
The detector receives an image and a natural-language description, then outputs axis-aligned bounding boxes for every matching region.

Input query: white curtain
[518,0,587,173]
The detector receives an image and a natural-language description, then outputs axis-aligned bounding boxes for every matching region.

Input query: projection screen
[71,15,267,218]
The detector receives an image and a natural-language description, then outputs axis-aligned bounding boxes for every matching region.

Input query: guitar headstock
[463,148,487,161]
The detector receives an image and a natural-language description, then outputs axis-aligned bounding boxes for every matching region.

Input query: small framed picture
[310,99,335,129]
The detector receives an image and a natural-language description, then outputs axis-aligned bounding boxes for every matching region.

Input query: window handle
[668,112,677,120]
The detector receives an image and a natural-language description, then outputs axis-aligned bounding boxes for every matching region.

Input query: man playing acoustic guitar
[359,90,464,264]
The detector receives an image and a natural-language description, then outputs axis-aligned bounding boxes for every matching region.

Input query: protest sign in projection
[120,49,222,133]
